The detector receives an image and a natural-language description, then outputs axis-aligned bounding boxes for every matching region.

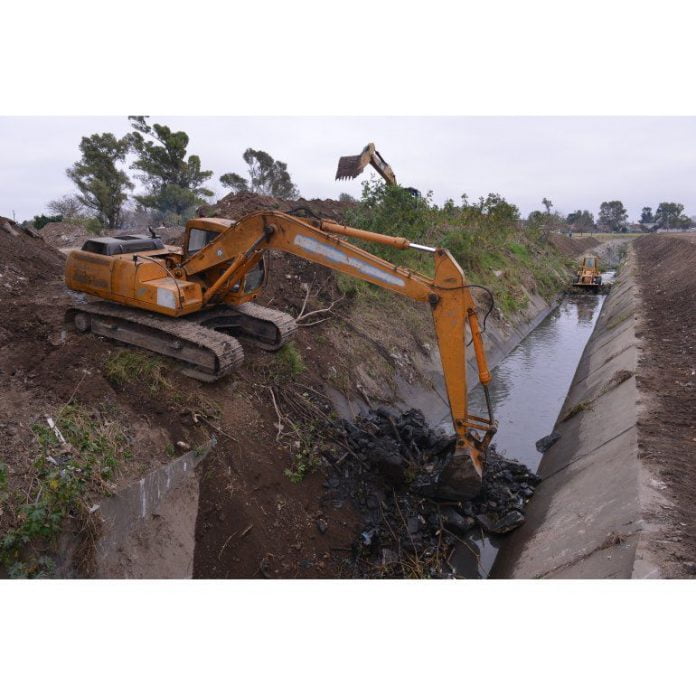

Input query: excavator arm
[182,211,496,493]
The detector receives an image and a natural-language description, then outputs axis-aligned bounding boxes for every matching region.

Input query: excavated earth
[198,190,355,223]
[633,234,696,577]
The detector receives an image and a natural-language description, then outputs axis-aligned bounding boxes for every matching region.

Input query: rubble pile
[324,407,541,577]
[39,221,89,249]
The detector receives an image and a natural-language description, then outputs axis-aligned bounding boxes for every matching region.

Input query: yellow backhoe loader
[573,255,602,292]
[64,211,495,496]
[336,143,420,197]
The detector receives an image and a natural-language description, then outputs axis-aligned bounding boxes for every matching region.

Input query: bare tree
[47,194,85,220]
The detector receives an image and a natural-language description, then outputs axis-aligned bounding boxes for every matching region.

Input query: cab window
[244,259,265,293]
[585,257,595,268]
[188,228,219,254]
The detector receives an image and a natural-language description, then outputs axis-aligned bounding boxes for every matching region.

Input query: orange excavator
[64,211,496,495]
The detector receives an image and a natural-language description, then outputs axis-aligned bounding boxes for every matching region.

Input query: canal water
[449,276,613,577]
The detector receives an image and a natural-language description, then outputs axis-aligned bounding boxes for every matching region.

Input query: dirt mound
[200,191,355,223]
[549,233,599,256]
[634,235,696,577]
[39,221,89,249]
[0,217,64,297]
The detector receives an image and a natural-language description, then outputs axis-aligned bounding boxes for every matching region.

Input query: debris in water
[325,407,542,578]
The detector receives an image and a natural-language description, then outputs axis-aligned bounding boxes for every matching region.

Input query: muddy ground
[634,235,696,577]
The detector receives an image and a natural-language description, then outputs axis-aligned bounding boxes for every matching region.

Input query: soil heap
[199,190,355,223]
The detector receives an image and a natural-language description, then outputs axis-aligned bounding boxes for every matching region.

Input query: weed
[276,343,305,378]
[0,404,131,577]
[284,446,320,483]
[282,419,322,483]
[104,349,172,393]
[561,399,593,422]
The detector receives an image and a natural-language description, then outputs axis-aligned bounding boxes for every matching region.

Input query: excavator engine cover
[81,234,165,256]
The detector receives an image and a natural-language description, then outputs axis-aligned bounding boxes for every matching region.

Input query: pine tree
[66,133,132,229]
[128,116,213,221]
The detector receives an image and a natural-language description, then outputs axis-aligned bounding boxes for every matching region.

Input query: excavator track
[65,302,245,382]
[194,302,297,351]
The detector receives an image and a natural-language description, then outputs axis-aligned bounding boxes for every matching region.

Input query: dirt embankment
[0,218,210,576]
[548,233,599,257]
[634,235,696,577]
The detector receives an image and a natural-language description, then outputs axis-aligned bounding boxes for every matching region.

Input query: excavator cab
[181,217,268,301]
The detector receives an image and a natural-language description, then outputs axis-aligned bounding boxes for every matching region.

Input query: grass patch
[276,343,305,378]
[104,349,172,393]
[1,404,131,578]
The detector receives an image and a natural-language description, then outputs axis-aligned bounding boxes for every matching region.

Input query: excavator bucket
[335,153,368,181]
[335,142,397,185]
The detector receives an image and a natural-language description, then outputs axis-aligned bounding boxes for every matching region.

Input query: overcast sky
[2,116,695,223]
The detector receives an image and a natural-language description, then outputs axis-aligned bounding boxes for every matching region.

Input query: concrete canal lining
[493,247,667,578]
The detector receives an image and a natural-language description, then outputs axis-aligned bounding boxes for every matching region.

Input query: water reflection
[468,293,605,471]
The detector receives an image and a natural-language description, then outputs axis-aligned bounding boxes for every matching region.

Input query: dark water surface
[449,277,613,577]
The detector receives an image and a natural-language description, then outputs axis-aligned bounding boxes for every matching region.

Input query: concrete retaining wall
[493,248,663,578]
[94,439,216,578]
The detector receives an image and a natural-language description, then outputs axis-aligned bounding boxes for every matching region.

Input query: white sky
[2,116,695,223]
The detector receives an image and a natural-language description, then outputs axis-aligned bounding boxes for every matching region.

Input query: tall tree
[219,172,249,193]
[598,200,628,232]
[640,206,654,224]
[566,209,595,232]
[220,148,300,198]
[66,133,133,229]
[654,202,691,229]
[128,116,213,219]
[541,197,553,214]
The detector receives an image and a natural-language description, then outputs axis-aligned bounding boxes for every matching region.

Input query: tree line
[528,199,693,233]
[32,117,301,231]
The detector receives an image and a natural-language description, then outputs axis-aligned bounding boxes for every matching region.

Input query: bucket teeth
[335,155,364,180]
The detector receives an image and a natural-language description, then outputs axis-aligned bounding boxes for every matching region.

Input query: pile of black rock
[323,407,541,578]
